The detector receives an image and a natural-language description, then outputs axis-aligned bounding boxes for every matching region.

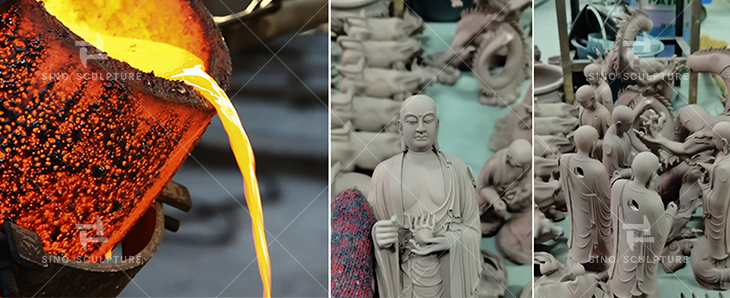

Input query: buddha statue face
[399,95,439,153]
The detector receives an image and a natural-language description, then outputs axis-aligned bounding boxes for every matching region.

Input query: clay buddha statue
[368,95,482,298]
[576,85,611,140]
[476,139,532,218]
[558,126,613,270]
[609,152,677,298]
[697,122,730,261]
[584,60,614,113]
[603,105,649,180]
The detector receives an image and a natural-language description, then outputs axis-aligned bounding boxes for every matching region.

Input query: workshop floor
[535,1,730,296]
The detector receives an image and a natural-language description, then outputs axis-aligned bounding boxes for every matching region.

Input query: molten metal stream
[57,32,272,297]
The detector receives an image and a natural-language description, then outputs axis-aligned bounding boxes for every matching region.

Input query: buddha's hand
[410,236,450,256]
[373,215,398,249]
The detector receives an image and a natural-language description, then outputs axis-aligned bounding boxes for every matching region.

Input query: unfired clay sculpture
[331,162,372,198]
[534,208,564,244]
[425,6,530,107]
[603,7,681,102]
[331,125,401,172]
[602,105,649,179]
[534,101,578,119]
[535,134,575,156]
[368,95,481,298]
[338,36,424,68]
[615,86,674,140]
[576,85,612,139]
[534,252,609,298]
[331,0,391,35]
[477,139,532,219]
[343,12,424,41]
[689,122,730,290]
[337,59,460,100]
[585,50,614,113]
[331,89,400,132]
[534,116,579,136]
[489,85,533,152]
[609,152,677,298]
[478,250,509,298]
[495,210,532,265]
[559,126,613,270]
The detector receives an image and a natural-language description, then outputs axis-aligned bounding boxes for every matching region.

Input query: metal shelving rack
[555,0,702,103]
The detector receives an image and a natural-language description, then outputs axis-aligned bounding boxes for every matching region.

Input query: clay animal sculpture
[338,36,423,68]
[331,125,401,172]
[338,59,459,100]
[331,188,376,298]
[535,134,574,156]
[495,210,531,265]
[689,122,730,290]
[477,139,532,218]
[343,11,424,41]
[559,126,613,270]
[534,208,564,244]
[478,250,509,298]
[533,252,609,298]
[331,0,390,35]
[331,89,400,132]
[609,152,677,298]
[533,116,579,136]
[368,95,482,298]
[534,101,578,118]
[603,6,681,102]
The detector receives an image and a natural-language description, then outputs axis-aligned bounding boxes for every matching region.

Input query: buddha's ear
[398,120,407,152]
[433,119,440,151]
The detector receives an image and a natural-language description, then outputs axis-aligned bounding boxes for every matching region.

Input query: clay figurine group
[533,6,730,297]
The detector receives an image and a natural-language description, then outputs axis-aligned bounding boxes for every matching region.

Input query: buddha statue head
[576,85,596,110]
[574,125,599,155]
[612,105,634,135]
[398,95,440,153]
[506,139,532,170]
[712,121,730,152]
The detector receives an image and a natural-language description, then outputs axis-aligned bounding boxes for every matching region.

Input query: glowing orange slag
[55,30,272,298]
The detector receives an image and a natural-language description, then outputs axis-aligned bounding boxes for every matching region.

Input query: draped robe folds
[610,180,672,298]
[558,154,613,264]
[368,152,482,298]
[603,127,633,177]
[700,154,730,261]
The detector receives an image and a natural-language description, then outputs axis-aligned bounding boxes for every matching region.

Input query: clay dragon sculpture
[425,6,531,107]
[603,6,681,102]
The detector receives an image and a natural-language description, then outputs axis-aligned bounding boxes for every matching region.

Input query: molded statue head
[576,85,596,109]
[612,105,634,135]
[632,152,658,187]
[583,63,602,85]
[399,95,439,153]
[574,125,599,154]
[712,122,730,151]
[506,139,532,169]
